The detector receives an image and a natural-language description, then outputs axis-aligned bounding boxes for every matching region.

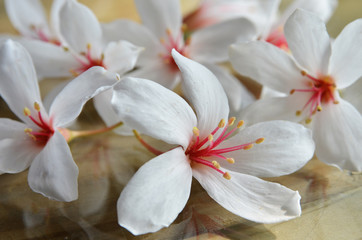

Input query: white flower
[102,0,256,114]
[0,40,119,201]
[111,50,315,235]
[3,0,141,80]
[230,9,362,171]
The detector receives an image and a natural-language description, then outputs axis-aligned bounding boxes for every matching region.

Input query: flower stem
[62,121,123,143]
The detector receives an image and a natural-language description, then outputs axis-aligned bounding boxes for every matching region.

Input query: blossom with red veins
[230,9,362,172]
[101,0,257,114]
[111,50,315,235]
[0,40,120,201]
[2,0,141,81]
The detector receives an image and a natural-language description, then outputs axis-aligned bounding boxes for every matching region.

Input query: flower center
[30,25,61,46]
[159,28,191,72]
[185,117,264,180]
[290,71,338,124]
[23,102,54,145]
[70,43,106,76]
[266,27,288,51]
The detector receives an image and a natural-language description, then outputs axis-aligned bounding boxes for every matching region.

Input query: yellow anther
[185,37,192,46]
[23,107,31,116]
[223,172,231,180]
[208,134,214,142]
[243,144,254,150]
[256,138,265,144]
[101,53,105,60]
[24,128,32,133]
[296,110,302,116]
[317,105,322,111]
[34,102,40,111]
[212,160,220,169]
[193,127,200,136]
[218,119,226,128]
[181,24,188,32]
[301,70,307,76]
[132,129,141,139]
[87,43,91,50]
[160,38,165,44]
[228,117,236,126]
[166,28,172,35]
[116,75,120,81]
[63,46,69,52]
[237,120,244,128]
[334,100,339,104]
[290,89,295,94]
[305,118,312,124]
[227,158,235,164]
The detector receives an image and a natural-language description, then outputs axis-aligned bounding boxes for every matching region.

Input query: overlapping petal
[229,42,305,93]
[0,119,40,173]
[28,131,79,202]
[0,40,44,124]
[285,9,331,76]
[218,121,314,177]
[117,147,192,235]
[329,19,362,89]
[59,0,102,54]
[103,40,141,74]
[172,50,229,138]
[112,77,197,149]
[49,67,118,127]
[134,0,182,40]
[193,166,302,223]
[5,0,49,39]
[313,98,362,171]
[189,18,256,63]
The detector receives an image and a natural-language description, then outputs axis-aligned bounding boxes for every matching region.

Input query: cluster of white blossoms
[0,0,361,236]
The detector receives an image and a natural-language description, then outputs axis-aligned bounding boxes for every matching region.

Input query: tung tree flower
[230,9,362,171]
[102,0,256,113]
[111,50,315,235]
[3,0,141,80]
[0,40,120,201]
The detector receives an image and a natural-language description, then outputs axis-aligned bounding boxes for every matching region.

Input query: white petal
[172,50,229,138]
[203,63,255,115]
[134,0,182,40]
[189,18,256,63]
[230,42,305,93]
[0,119,40,173]
[239,95,308,124]
[329,19,362,89]
[111,77,196,149]
[313,98,362,171]
[28,131,79,202]
[192,166,302,223]
[0,40,44,124]
[49,67,118,127]
[5,0,50,39]
[18,39,78,79]
[59,0,102,54]
[279,0,338,25]
[284,9,331,75]
[341,77,362,114]
[127,62,181,89]
[218,120,314,177]
[103,40,141,74]
[49,0,66,40]
[93,89,133,136]
[117,147,192,235]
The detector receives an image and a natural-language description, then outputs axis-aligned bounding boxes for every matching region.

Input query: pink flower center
[290,71,338,123]
[185,118,264,180]
[23,102,54,145]
[266,27,288,51]
[159,28,191,72]
[70,43,106,76]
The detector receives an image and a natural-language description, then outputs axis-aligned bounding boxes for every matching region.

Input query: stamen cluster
[23,102,54,144]
[70,43,105,76]
[185,118,264,180]
[290,71,338,123]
